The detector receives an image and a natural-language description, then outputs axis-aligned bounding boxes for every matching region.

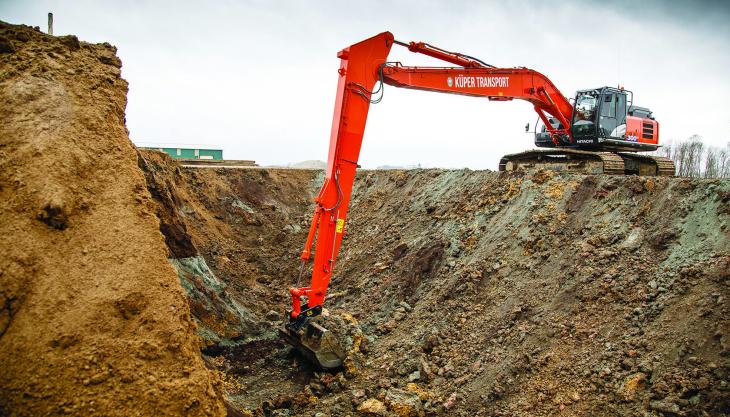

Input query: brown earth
[0,22,225,416]
[139,158,729,417]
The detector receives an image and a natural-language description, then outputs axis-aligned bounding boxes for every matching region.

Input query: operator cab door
[571,90,600,145]
[599,90,628,139]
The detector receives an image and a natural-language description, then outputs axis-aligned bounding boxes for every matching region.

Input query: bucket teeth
[280,321,345,370]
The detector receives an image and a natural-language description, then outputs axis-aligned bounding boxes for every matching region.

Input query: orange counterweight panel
[626,115,659,145]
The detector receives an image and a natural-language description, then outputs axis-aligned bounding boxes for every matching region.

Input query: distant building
[139,146,223,160]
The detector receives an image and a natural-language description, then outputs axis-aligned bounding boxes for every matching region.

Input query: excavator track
[499,149,674,176]
[499,149,625,175]
[617,153,675,176]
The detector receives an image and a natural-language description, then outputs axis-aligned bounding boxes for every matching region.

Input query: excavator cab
[534,87,631,150]
[571,87,629,147]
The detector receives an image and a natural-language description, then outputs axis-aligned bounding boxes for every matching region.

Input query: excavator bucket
[280,321,345,370]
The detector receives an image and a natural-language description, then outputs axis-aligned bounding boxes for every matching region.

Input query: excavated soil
[0,22,225,416]
[2,19,729,417]
[140,154,729,417]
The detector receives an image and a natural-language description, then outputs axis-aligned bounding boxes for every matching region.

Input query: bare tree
[718,143,730,178]
[658,140,673,159]
[687,137,704,178]
[653,136,730,178]
[704,147,718,178]
[673,139,690,177]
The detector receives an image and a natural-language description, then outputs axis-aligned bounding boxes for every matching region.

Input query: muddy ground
[141,152,729,417]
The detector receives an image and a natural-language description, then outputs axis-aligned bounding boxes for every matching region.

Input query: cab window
[575,93,598,121]
[601,94,615,118]
[616,93,627,124]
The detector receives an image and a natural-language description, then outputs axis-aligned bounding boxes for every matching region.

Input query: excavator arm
[288,32,394,320]
[283,31,577,368]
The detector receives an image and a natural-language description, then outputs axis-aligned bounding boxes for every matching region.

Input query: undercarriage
[499,149,675,176]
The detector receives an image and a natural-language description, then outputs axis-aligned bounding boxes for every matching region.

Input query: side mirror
[525,123,530,132]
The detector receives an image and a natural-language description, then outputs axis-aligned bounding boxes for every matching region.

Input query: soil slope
[0,22,225,416]
[141,159,729,417]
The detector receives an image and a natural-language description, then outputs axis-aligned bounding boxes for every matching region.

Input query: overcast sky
[2,0,729,169]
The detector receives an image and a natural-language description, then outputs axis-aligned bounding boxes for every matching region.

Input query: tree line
[656,135,730,178]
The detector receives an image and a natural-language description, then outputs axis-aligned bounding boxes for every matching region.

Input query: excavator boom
[382,64,574,145]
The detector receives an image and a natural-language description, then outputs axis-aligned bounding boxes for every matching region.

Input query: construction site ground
[1,21,728,417]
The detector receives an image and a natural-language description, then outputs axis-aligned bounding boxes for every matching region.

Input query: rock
[650,400,680,414]
[385,388,424,417]
[282,223,302,233]
[266,310,280,321]
[393,308,407,321]
[649,229,678,250]
[421,334,440,353]
[443,392,458,410]
[620,228,644,250]
[393,242,409,260]
[357,398,387,416]
[418,356,432,380]
[405,383,430,402]
[580,242,596,253]
[399,301,412,312]
[617,372,646,401]
[0,36,15,54]
[374,262,389,272]
[626,177,646,194]
[352,389,366,400]
[98,51,122,68]
[59,35,81,51]
[14,31,30,42]
[408,370,420,382]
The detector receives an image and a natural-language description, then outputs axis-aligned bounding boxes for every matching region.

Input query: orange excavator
[280,32,674,369]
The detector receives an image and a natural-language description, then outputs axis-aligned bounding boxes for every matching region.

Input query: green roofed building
[139,146,223,160]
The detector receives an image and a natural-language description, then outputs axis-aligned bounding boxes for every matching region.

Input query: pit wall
[139,154,729,416]
[337,169,729,416]
[0,22,225,416]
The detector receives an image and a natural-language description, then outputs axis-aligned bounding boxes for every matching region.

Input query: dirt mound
[139,159,729,416]
[0,22,225,416]
[338,170,729,416]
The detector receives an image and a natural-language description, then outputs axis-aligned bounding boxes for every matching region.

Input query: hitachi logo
[452,75,509,88]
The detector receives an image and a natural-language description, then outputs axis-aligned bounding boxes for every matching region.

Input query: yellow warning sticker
[336,218,345,233]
